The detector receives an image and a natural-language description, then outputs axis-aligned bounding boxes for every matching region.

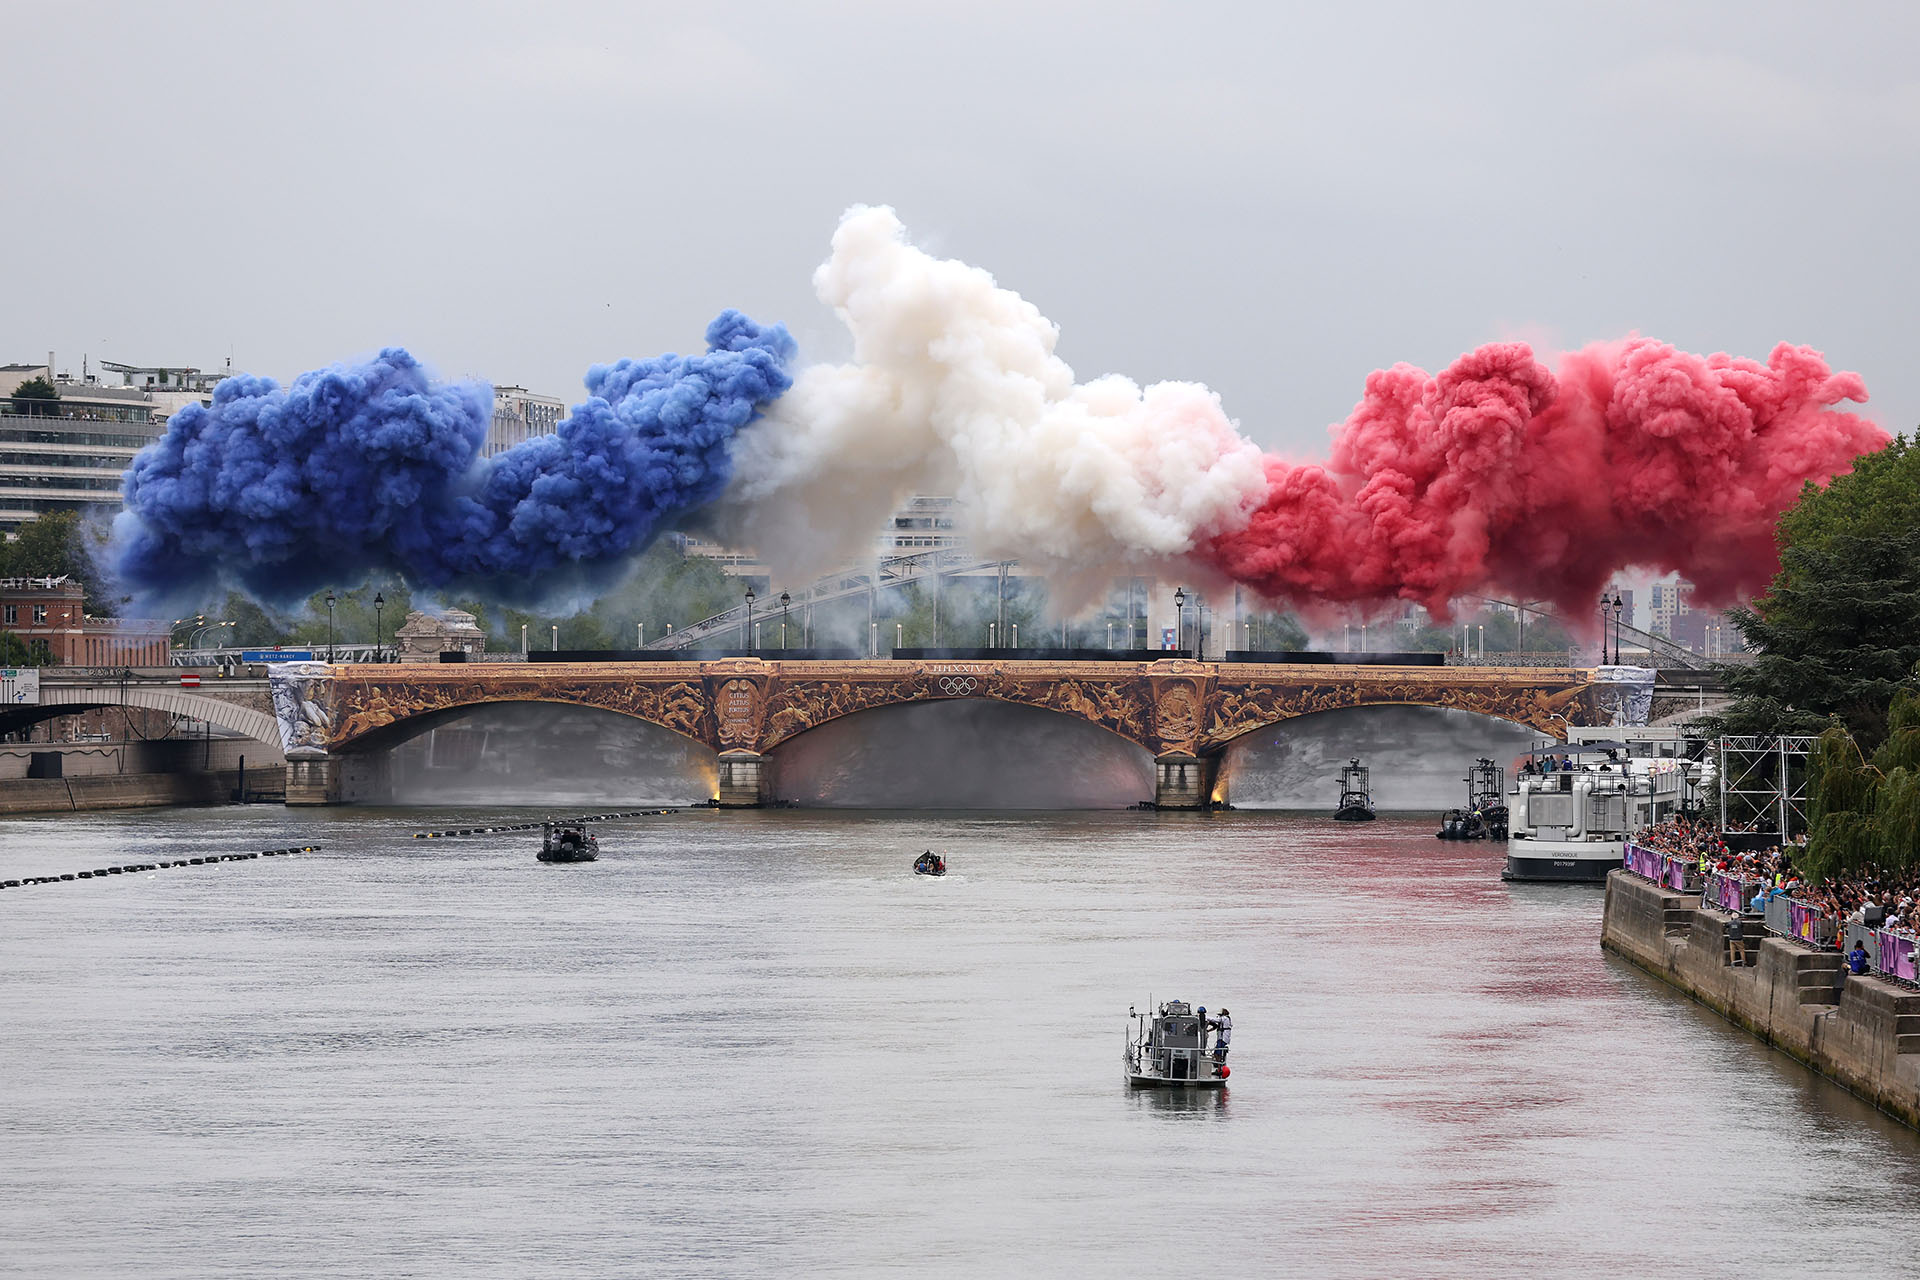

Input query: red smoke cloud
[1201,338,1887,624]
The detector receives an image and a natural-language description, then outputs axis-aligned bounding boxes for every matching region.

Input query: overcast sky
[6,0,1916,455]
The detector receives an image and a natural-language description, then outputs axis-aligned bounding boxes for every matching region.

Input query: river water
[4,806,1919,1278]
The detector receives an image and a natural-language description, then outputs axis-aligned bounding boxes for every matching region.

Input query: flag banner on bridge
[0,668,40,705]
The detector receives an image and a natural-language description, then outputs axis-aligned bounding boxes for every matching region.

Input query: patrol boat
[1125,1000,1229,1088]
[1437,757,1509,841]
[1333,757,1376,822]
[1503,744,1693,882]
[537,822,599,863]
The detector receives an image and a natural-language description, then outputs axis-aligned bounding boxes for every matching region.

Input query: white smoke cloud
[715,206,1269,595]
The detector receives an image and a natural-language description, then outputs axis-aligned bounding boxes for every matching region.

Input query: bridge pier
[285,756,340,806]
[1153,753,1219,810]
[716,751,773,808]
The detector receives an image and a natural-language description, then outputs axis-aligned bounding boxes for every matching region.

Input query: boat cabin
[1512,743,1690,842]
[1126,999,1226,1088]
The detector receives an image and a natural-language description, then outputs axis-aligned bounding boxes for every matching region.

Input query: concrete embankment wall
[0,740,287,814]
[1602,870,1920,1129]
[0,768,276,814]
[0,738,279,780]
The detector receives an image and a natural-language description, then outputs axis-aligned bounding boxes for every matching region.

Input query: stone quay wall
[1602,869,1920,1129]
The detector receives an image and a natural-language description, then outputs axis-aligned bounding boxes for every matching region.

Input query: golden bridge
[264,656,1614,807]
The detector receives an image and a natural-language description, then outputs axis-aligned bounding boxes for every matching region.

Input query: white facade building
[485,386,566,457]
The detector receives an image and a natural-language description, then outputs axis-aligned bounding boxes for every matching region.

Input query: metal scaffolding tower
[1716,735,1817,838]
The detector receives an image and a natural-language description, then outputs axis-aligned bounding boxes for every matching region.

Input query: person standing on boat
[1207,1009,1231,1063]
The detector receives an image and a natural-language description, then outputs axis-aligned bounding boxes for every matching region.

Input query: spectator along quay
[1604,819,1920,1129]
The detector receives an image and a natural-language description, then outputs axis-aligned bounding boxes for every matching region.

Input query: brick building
[0,576,169,666]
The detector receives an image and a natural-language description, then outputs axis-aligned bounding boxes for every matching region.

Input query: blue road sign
[240,649,315,663]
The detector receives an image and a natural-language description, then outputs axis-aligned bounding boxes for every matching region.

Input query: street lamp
[780,591,790,650]
[1610,592,1626,664]
[1173,586,1187,657]
[373,592,385,663]
[324,591,336,664]
[744,585,756,652]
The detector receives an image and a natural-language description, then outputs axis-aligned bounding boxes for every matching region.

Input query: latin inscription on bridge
[268,657,1623,760]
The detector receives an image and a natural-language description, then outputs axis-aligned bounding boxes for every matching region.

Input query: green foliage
[0,630,56,666]
[1777,434,1920,553]
[1714,433,1920,746]
[0,510,110,613]
[8,377,58,414]
[1718,529,1920,749]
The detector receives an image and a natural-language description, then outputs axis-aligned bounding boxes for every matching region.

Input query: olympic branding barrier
[1622,844,1661,881]
[1706,870,1752,914]
[1620,840,1920,986]
[1878,931,1918,982]
[1622,842,1692,891]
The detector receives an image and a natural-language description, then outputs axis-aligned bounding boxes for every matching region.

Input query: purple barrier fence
[1662,856,1690,892]
[1706,871,1751,914]
[1623,844,1662,882]
[1877,931,1918,982]
[1789,899,1835,948]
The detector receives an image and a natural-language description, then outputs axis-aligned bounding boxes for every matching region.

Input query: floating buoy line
[411,809,676,839]
[1,845,320,891]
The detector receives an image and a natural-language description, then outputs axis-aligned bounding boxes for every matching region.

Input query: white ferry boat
[1502,743,1695,883]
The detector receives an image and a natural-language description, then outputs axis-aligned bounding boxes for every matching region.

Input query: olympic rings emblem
[937,676,978,696]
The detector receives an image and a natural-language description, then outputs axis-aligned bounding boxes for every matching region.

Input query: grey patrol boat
[1125,1000,1229,1088]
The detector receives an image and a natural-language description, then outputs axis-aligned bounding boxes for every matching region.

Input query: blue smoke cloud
[110,311,795,607]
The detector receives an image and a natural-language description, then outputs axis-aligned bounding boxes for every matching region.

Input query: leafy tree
[1717,530,1920,749]
[1712,433,1920,748]
[0,510,111,613]
[0,630,56,666]
[9,376,58,416]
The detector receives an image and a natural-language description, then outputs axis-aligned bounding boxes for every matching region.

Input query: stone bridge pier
[265,656,1628,808]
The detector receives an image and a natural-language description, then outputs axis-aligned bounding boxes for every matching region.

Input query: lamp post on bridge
[324,591,336,664]
[1173,586,1186,658]
[744,585,756,653]
[373,592,385,663]
[780,591,790,650]
[1611,592,1625,665]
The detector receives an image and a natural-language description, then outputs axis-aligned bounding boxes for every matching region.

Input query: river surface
[4,807,1919,1278]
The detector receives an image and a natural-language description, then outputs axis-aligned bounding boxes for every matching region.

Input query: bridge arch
[333,694,714,755]
[759,684,1155,755]
[3,685,282,747]
[763,695,1156,808]
[1204,697,1565,754]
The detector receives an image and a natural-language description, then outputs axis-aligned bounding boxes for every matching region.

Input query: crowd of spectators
[1633,817,1920,938]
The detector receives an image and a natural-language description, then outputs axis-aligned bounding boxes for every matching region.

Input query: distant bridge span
[273,657,1621,807]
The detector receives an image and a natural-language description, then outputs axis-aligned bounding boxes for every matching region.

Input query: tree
[1799,690,1920,881]
[0,630,55,666]
[0,510,111,614]
[1717,530,1920,750]
[1714,433,1920,748]
[8,376,58,416]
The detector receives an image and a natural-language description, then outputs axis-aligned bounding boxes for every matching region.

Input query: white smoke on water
[714,206,1270,602]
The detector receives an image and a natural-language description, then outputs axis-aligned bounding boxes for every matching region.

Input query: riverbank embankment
[0,740,283,813]
[1602,869,1920,1128]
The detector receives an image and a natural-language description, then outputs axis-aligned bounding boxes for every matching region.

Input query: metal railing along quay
[1620,842,1917,984]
